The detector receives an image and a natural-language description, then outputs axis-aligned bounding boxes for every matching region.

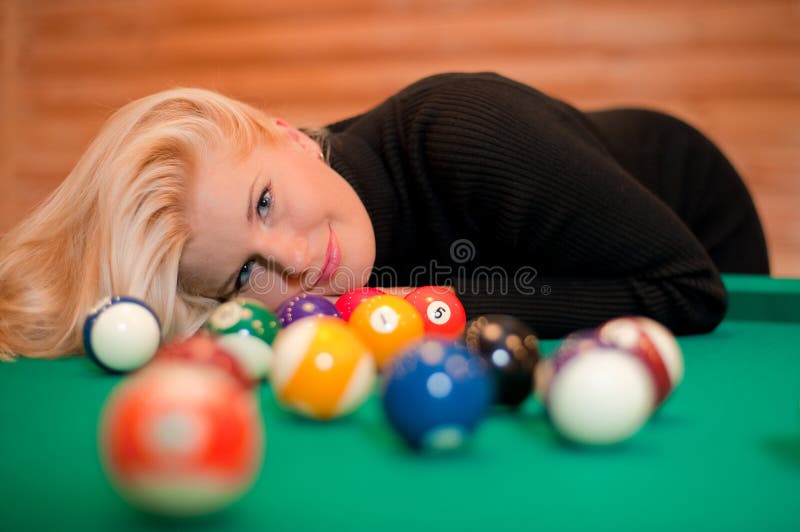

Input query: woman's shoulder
[325,72,533,133]
[401,71,510,87]
[325,71,585,142]
[394,71,546,100]
[388,72,578,127]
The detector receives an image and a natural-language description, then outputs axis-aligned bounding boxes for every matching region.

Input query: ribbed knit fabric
[324,72,766,338]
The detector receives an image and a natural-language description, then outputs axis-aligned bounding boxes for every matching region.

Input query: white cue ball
[84,297,162,373]
[547,346,655,445]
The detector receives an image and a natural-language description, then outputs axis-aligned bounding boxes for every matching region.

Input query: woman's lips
[318,226,341,284]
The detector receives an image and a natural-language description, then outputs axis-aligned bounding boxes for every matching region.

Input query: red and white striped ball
[270,316,376,420]
[98,361,264,516]
[597,316,684,406]
[630,316,683,389]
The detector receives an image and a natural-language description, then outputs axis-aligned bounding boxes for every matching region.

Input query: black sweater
[324,72,729,338]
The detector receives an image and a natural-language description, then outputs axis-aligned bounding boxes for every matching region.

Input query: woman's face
[180,121,376,310]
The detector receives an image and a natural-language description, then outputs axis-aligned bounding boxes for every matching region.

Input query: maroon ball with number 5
[404,286,466,340]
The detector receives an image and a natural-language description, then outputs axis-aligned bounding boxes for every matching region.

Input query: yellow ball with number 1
[348,294,425,371]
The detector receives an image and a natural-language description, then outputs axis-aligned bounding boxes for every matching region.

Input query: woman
[0,72,769,360]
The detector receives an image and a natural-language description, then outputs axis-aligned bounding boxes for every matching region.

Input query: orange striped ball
[270,317,376,420]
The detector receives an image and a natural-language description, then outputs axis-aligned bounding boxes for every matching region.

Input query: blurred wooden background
[2,0,799,275]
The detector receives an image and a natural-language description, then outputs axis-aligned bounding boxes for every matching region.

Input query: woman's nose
[259,229,311,274]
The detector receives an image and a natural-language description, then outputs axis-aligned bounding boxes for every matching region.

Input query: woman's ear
[273,118,321,157]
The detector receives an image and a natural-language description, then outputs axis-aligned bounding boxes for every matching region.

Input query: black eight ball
[464,314,541,407]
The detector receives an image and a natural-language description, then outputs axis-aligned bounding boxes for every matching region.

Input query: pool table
[1,274,798,531]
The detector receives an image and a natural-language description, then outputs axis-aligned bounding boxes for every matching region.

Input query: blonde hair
[0,88,281,360]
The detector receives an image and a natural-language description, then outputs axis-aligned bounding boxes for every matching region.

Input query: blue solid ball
[276,293,340,326]
[382,339,492,450]
[83,296,162,373]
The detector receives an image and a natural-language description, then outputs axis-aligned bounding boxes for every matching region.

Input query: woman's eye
[235,260,255,291]
[257,186,274,219]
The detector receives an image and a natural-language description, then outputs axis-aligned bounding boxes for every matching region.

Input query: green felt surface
[1,275,798,531]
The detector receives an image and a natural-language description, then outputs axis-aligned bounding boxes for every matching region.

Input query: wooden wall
[2,0,799,275]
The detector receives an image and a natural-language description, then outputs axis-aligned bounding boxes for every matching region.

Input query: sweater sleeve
[391,73,727,337]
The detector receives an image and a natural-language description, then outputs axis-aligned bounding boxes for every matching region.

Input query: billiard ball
[98,360,264,516]
[546,335,655,445]
[270,316,376,420]
[464,314,540,407]
[276,293,340,326]
[335,287,385,321]
[404,286,467,340]
[382,339,491,450]
[203,298,281,381]
[154,332,253,389]
[347,294,425,370]
[83,296,161,373]
[597,317,678,407]
[629,316,684,392]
